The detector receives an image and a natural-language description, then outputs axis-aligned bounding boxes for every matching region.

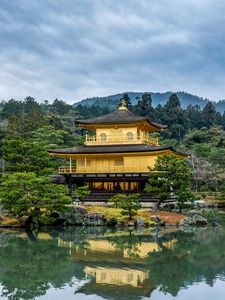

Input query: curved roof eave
[48,144,189,157]
[76,109,166,130]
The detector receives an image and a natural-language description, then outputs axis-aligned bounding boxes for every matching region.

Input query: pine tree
[134,93,155,119]
[145,155,194,210]
[0,172,72,227]
[6,114,21,134]
[162,93,186,140]
[202,102,221,128]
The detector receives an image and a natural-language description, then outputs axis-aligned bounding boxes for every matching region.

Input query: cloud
[0,0,225,103]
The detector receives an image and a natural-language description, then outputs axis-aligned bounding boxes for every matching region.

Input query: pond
[0,219,225,300]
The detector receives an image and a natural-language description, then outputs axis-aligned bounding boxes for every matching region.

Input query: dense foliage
[0,92,225,217]
[0,172,71,227]
[109,194,141,219]
[145,155,195,210]
[0,98,82,226]
[75,186,91,203]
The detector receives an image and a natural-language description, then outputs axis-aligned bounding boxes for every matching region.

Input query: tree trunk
[25,228,37,241]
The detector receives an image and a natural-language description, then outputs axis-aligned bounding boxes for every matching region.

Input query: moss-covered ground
[85,205,185,225]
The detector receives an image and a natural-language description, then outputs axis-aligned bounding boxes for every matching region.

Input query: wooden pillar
[84,157,87,173]
[69,157,72,173]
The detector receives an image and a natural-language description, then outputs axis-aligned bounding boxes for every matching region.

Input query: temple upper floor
[77,99,166,146]
[85,126,159,146]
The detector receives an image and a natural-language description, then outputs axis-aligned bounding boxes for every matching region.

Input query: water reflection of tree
[49,226,107,243]
[0,233,76,299]
[109,230,141,258]
[146,226,225,296]
[1,225,225,299]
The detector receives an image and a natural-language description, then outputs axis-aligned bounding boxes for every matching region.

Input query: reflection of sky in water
[37,280,225,300]
[1,280,224,300]
[148,280,225,300]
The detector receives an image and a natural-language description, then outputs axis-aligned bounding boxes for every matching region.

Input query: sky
[1,0,225,103]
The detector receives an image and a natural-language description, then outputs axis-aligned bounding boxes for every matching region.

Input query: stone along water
[0,224,225,300]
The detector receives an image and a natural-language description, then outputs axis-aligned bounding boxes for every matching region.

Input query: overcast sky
[1,0,225,103]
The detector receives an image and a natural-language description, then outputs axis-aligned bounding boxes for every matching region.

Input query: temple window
[127,132,134,140]
[127,273,134,282]
[115,159,124,166]
[77,159,85,166]
[86,159,91,166]
[100,133,107,142]
[77,159,91,166]
[100,272,107,280]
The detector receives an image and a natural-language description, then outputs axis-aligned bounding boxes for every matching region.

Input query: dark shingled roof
[49,144,188,156]
[77,109,166,129]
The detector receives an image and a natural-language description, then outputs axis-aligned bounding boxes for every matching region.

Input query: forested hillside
[75,91,225,113]
[0,93,225,194]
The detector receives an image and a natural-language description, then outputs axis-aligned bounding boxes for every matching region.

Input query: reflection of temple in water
[58,233,177,299]
[85,266,148,287]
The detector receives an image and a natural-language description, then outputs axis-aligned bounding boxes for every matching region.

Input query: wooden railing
[143,137,159,146]
[85,134,158,146]
[58,165,149,174]
[59,166,76,174]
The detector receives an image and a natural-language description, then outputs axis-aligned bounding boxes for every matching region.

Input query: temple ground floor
[51,172,158,202]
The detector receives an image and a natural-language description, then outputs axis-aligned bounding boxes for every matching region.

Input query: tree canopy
[145,155,194,210]
[0,172,72,227]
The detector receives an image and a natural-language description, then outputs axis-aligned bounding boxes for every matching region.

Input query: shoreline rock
[179,215,208,227]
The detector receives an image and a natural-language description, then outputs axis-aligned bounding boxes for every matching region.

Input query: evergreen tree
[185,105,203,129]
[23,96,42,114]
[30,126,68,149]
[119,194,141,219]
[22,107,47,133]
[6,114,21,134]
[0,99,23,119]
[145,155,194,210]
[75,186,91,203]
[0,172,71,227]
[3,136,56,175]
[162,93,186,140]
[202,102,221,128]
[134,92,155,119]
[50,99,71,116]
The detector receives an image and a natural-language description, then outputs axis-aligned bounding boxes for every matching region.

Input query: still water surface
[0,222,225,300]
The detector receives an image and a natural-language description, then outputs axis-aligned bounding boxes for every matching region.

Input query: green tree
[3,136,56,175]
[22,107,47,133]
[75,186,91,203]
[185,104,203,129]
[182,127,225,191]
[0,172,72,227]
[145,155,193,210]
[176,190,196,213]
[162,93,186,140]
[134,92,155,119]
[109,193,127,208]
[118,194,141,219]
[202,102,221,128]
[0,99,23,119]
[6,114,21,134]
[30,126,69,149]
[50,99,71,116]
[23,96,42,114]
